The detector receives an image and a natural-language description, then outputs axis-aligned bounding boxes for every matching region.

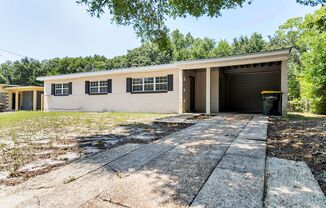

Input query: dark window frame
[89,80,108,95]
[131,76,168,93]
[54,83,70,96]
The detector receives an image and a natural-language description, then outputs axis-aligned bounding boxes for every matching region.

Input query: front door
[189,76,195,112]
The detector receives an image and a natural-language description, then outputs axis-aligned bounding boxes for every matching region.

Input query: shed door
[227,71,281,113]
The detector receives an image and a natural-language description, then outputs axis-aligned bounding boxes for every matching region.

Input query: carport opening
[219,61,281,113]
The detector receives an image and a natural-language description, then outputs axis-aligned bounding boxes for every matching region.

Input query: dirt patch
[187,114,216,121]
[0,120,192,186]
[267,116,326,194]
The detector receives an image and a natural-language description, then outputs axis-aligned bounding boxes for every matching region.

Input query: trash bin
[261,91,282,116]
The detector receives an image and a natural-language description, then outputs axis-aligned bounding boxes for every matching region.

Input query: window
[132,76,168,92]
[144,77,154,91]
[90,81,108,94]
[132,78,143,92]
[155,76,168,91]
[55,83,69,95]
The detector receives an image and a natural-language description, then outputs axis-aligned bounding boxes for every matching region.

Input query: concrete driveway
[1,114,268,208]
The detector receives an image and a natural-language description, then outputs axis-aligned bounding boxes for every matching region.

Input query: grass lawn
[267,112,326,194]
[0,111,190,185]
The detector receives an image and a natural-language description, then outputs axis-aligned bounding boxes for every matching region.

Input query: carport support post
[206,67,211,114]
[33,90,37,111]
[15,91,19,111]
[281,60,288,116]
[178,69,184,114]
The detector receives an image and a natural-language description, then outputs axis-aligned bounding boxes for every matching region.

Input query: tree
[189,37,216,59]
[210,40,233,57]
[170,30,194,61]
[297,6,326,114]
[231,33,266,54]
[77,0,251,46]
[267,17,304,102]
[268,6,326,114]
[0,71,8,84]
[77,0,323,46]
[125,43,173,67]
[0,61,13,84]
[248,32,267,52]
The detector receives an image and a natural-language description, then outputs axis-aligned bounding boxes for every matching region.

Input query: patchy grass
[0,111,192,185]
[287,112,326,120]
[267,112,326,194]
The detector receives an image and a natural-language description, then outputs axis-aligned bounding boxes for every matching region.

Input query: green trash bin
[261,91,282,116]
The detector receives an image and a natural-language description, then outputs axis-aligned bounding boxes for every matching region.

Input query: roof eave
[37,64,177,81]
[176,48,290,69]
[4,86,44,91]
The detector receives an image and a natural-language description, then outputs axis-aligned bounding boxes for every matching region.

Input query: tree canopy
[77,0,325,45]
[267,6,326,114]
[77,0,251,46]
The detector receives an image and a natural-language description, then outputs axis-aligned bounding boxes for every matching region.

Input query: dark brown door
[227,71,281,113]
[189,76,195,112]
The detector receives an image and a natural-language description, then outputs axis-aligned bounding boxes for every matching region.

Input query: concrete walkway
[1,114,268,208]
[265,157,326,208]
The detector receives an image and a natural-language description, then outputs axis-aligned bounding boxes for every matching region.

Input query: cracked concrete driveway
[1,114,269,208]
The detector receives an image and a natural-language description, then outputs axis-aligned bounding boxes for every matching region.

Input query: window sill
[53,94,70,96]
[88,93,109,95]
[131,91,168,94]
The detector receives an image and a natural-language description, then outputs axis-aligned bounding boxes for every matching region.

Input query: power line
[0,48,27,58]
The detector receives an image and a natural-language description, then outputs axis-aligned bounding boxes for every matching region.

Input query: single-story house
[37,49,290,115]
[0,84,44,111]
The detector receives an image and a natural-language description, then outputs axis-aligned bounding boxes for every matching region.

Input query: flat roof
[37,48,290,81]
[4,86,44,91]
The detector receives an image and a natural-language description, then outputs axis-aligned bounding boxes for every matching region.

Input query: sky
[0,0,319,64]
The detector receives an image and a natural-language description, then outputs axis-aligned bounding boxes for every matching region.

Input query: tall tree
[268,6,326,114]
[77,0,323,46]
[231,33,266,54]
[77,0,252,46]
[210,40,233,57]
[170,30,194,61]
[297,6,326,114]
[268,17,304,102]
[189,37,216,59]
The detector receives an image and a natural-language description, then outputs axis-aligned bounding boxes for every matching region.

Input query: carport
[178,49,289,115]
[4,86,44,111]
[219,61,282,113]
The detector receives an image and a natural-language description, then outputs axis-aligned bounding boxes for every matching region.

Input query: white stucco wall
[43,69,180,113]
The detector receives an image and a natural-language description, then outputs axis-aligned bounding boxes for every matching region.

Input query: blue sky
[0,0,318,63]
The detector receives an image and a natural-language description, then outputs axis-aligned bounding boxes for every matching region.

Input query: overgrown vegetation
[0,7,325,113]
